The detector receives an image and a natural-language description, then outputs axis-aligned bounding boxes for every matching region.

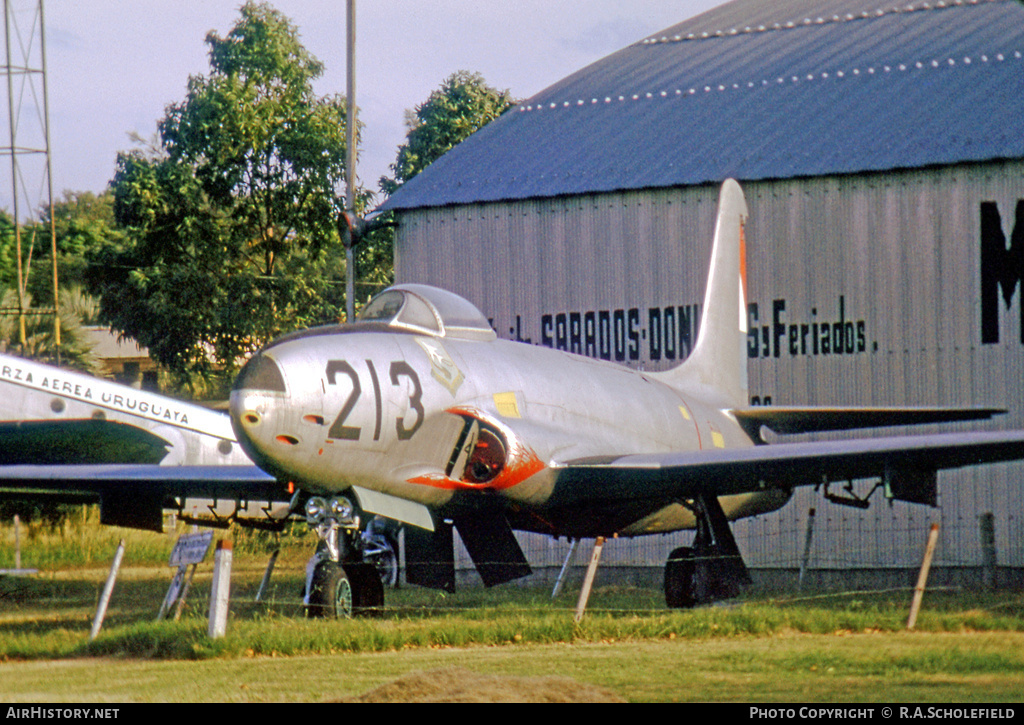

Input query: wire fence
[2,474,1020,596]
[442,482,1023,592]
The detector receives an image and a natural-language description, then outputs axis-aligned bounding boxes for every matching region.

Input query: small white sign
[169,531,214,567]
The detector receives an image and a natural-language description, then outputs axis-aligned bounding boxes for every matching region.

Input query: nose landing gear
[303,495,385,618]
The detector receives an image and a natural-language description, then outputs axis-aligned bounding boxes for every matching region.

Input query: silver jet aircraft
[226,179,1024,615]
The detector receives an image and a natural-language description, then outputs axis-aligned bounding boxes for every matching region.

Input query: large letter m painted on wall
[981,200,1024,345]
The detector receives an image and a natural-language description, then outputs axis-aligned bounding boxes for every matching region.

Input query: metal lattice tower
[1,0,58,353]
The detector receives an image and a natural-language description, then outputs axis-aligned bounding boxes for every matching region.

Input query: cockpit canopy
[357,284,497,341]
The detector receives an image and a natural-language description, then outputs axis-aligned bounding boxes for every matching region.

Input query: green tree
[89,2,356,395]
[24,190,123,306]
[380,70,515,195]
[0,287,98,371]
[0,211,18,291]
[0,192,116,371]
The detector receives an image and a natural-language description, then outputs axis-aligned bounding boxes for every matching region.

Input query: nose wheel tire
[307,560,354,618]
[307,560,385,618]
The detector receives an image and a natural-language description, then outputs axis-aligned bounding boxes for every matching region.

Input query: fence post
[552,539,579,599]
[14,514,21,570]
[574,537,605,623]
[907,523,940,630]
[208,540,233,638]
[979,513,997,590]
[256,549,280,603]
[798,507,816,591]
[90,539,126,641]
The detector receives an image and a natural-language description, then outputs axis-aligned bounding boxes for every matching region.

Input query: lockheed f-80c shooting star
[3,179,1024,616]
[227,179,1024,614]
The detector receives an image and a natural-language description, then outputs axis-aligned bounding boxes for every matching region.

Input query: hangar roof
[381,0,1024,211]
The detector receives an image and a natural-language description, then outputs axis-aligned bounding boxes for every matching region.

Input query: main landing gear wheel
[306,560,385,618]
[664,546,696,609]
[664,495,753,609]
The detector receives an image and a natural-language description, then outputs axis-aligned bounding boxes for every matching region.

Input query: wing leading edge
[550,429,1024,509]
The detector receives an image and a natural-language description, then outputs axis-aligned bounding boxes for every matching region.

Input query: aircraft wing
[732,406,1004,439]
[551,429,1024,508]
[0,419,170,465]
[0,463,288,531]
[0,463,436,533]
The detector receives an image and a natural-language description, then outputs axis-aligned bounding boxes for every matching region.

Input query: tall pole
[2,0,59,354]
[3,0,27,347]
[39,0,58,357]
[344,0,356,322]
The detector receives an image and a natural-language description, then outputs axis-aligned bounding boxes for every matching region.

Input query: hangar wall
[394,160,1024,580]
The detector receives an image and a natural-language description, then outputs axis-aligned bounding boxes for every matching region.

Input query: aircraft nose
[234,351,287,396]
[230,352,290,463]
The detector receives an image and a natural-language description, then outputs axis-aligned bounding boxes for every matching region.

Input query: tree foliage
[89,2,356,394]
[380,70,515,195]
[0,191,121,300]
[0,211,18,292]
[0,287,99,371]
[0,192,118,371]
[29,191,123,304]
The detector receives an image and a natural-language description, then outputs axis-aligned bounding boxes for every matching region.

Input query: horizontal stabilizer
[733,406,1004,441]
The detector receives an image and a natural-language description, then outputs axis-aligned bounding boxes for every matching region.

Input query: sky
[4,0,722,214]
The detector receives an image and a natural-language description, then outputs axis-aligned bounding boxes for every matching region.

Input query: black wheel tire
[306,560,354,618]
[345,562,385,616]
[664,546,696,609]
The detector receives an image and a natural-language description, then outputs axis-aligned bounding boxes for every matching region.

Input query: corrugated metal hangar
[381,0,1024,587]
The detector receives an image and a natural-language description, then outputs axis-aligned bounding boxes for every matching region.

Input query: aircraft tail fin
[657,179,749,408]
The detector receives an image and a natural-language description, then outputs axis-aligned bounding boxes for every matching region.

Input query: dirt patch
[340,666,627,703]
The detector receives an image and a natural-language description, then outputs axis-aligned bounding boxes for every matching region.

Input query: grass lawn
[2,523,1023,702]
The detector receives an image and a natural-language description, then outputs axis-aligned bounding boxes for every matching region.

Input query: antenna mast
[344,0,356,322]
[1,0,59,357]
